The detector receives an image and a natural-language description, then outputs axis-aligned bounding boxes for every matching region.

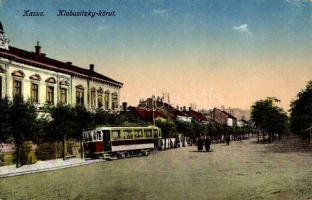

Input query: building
[224,108,250,121]
[210,108,228,125]
[0,21,123,111]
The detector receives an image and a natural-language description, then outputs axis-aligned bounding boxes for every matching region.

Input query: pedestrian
[205,136,211,152]
[226,135,230,145]
[197,135,203,151]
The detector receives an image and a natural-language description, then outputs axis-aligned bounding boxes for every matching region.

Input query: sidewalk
[0,157,105,178]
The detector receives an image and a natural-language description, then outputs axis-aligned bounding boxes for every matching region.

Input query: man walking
[197,135,203,151]
[205,136,211,152]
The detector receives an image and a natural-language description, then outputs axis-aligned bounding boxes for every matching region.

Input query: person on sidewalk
[197,135,203,151]
[205,136,211,152]
[226,134,230,145]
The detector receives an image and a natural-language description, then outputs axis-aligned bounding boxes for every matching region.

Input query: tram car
[83,126,162,159]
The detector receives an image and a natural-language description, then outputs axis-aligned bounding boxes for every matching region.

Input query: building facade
[0,21,123,111]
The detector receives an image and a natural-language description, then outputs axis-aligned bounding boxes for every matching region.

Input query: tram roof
[95,126,159,130]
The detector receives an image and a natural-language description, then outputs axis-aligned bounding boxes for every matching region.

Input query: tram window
[97,131,102,141]
[87,132,92,141]
[154,129,159,138]
[83,132,89,141]
[91,131,96,141]
[112,130,121,140]
[134,130,143,138]
[145,130,152,138]
[123,130,132,139]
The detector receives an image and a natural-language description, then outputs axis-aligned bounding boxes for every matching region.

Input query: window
[104,90,109,110]
[76,88,84,105]
[90,89,96,108]
[91,131,95,141]
[60,88,67,104]
[13,80,22,97]
[83,132,92,142]
[112,92,118,110]
[98,94,103,108]
[31,83,39,103]
[46,86,54,105]
[154,129,159,138]
[96,131,102,141]
[134,130,143,138]
[123,130,133,139]
[112,130,121,140]
[145,129,152,138]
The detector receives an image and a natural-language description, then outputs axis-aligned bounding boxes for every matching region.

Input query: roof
[221,110,237,120]
[0,46,123,87]
[188,110,207,122]
[129,106,164,121]
[138,98,185,119]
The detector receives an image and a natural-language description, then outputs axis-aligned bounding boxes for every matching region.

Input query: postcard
[0,0,312,199]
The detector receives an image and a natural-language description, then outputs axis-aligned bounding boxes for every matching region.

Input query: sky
[0,0,312,111]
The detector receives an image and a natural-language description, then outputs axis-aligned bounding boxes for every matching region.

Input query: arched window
[11,70,25,78]
[45,77,56,84]
[97,87,103,109]
[104,90,110,110]
[76,85,84,106]
[11,70,24,98]
[111,92,118,110]
[29,74,41,81]
[90,87,96,109]
[29,74,41,103]
[59,79,69,86]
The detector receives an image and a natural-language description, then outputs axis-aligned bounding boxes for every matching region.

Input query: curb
[0,159,106,178]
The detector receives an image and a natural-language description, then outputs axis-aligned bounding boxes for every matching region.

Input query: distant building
[224,108,250,121]
[0,21,122,111]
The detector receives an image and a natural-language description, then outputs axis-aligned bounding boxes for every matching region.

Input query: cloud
[232,24,252,34]
[97,25,109,31]
[285,0,312,6]
[152,9,169,17]
[284,0,303,7]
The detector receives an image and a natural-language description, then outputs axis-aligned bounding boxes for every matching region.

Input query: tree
[156,118,176,149]
[251,97,289,143]
[10,96,37,167]
[0,97,11,143]
[290,80,312,141]
[0,97,11,166]
[72,105,93,158]
[49,104,75,160]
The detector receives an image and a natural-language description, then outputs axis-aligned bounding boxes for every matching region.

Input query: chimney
[35,41,41,55]
[122,102,127,111]
[89,64,94,72]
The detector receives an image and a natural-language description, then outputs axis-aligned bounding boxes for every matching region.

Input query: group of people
[197,136,212,152]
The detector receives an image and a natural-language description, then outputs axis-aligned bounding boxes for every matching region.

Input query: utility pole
[152,95,156,127]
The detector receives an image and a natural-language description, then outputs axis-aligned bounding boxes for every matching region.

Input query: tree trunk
[257,130,259,142]
[182,134,185,147]
[63,135,66,160]
[16,142,21,168]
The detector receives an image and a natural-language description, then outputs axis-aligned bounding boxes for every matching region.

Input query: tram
[83,126,162,159]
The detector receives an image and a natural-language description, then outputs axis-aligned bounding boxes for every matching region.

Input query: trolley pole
[152,96,155,127]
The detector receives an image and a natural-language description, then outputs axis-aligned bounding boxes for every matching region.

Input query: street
[1,136,312,200]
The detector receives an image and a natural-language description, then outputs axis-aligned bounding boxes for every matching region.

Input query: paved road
[0,137,312,200]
